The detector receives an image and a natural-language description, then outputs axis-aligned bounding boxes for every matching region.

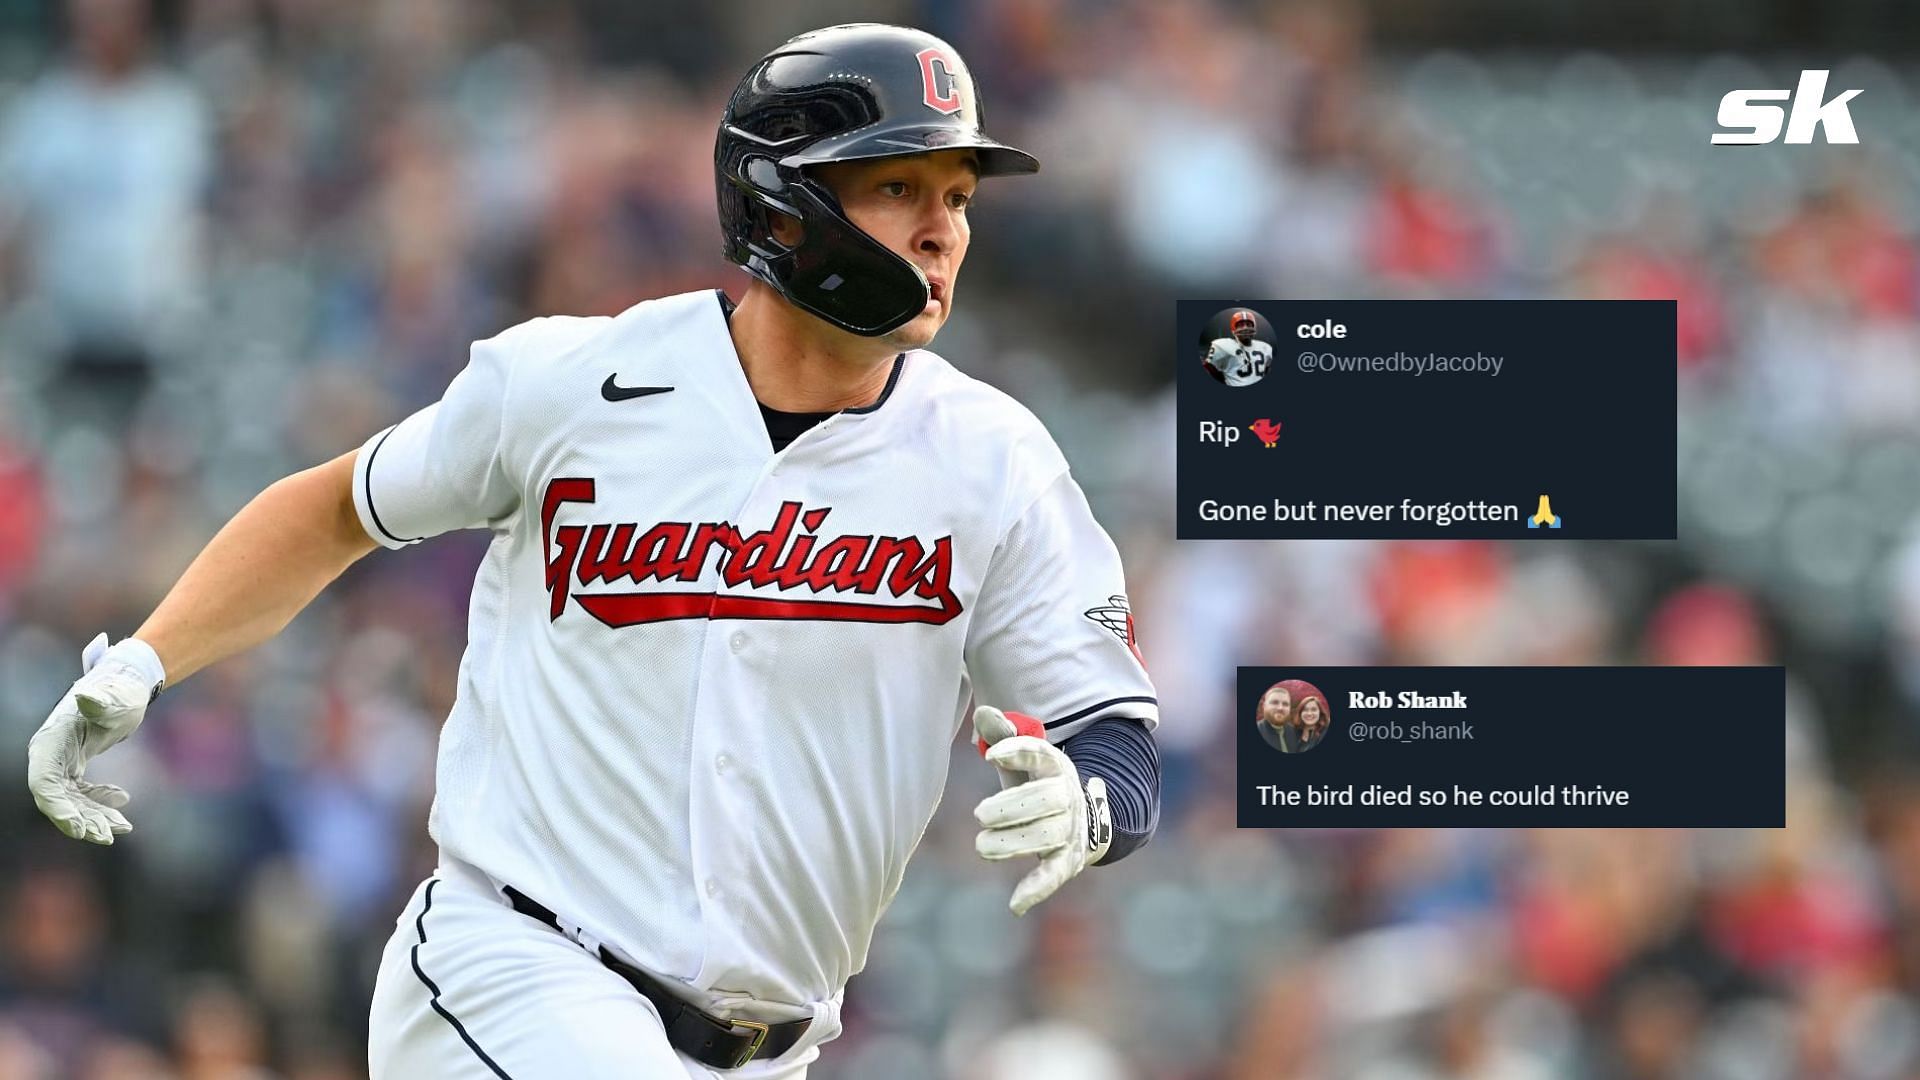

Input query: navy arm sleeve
[1060,715,1161,865]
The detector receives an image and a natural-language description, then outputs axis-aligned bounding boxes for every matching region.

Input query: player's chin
[882,305,946,350]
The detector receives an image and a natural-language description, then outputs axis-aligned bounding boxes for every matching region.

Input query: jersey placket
[683,413,845,992]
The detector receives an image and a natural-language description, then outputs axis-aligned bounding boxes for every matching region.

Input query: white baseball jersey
[350,289,1158,1011]
[1205,337,1272,386]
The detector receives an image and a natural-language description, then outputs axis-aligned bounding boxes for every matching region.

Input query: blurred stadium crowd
[2,0,1920,1077]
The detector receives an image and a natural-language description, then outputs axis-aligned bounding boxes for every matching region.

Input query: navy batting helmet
[715,24,1039,337]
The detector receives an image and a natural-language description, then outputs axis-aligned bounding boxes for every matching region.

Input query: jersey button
[705,879,721,898]
[729,632,748,652]
[715,754,730,773]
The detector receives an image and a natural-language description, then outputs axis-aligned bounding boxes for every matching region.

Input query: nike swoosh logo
[601,375,674,402]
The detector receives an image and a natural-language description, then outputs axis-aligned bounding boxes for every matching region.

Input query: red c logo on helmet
[918,48,962,115]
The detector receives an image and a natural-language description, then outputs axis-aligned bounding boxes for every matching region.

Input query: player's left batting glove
[971,705,1112,916]
[25,633,165,845]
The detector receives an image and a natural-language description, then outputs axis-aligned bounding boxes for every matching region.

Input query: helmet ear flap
[720,157,929,336]
[720,159,798,265]
[762,177,930,336]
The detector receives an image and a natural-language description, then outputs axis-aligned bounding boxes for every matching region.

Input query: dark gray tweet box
[1178,300,1677,539]
[1237,667,1784,828]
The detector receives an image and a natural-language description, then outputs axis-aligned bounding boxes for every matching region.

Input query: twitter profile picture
[1202,307,1275,388]
[1256,679,1331,754]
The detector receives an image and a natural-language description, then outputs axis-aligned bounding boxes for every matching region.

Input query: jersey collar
[844,354,904,415]
[713,289,907,418]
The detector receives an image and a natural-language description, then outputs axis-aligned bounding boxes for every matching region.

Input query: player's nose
[914,201,961,257]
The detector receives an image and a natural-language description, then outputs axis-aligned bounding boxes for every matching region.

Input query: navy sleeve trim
[364,425,422,545]
[410,878,514,1078]
[1045,695,1158,730]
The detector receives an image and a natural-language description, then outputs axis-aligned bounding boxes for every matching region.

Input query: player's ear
[769,210,804,247]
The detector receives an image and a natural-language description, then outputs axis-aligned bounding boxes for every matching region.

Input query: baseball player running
[25,24,1160,1079]
[1204,309,1272,386]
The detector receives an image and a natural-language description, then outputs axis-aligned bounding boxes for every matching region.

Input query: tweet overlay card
[1237,666,1784,828]
[1179,300,1678,539]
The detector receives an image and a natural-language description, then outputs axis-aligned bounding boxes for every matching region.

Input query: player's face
[814,150,977,350]
[1299,698,1324,729]
[1234,328,1255,345]
[1262,688,1291,723]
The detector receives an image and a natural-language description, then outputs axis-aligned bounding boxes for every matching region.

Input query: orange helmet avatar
[1230,310,1258,338]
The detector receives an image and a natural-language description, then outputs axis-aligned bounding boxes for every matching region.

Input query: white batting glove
[25,633,166,845]
[972,705,1112,916]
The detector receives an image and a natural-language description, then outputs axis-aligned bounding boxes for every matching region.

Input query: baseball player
[25,24,1161,1078]
[1204,309,1272,386]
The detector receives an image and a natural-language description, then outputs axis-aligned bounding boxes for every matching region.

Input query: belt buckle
[725,1018,770,1069]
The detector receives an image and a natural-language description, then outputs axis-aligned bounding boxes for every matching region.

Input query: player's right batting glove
[26,633,165,845]
[972,705,1112,916]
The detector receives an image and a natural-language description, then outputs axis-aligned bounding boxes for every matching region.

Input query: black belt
[504,887,810,1070]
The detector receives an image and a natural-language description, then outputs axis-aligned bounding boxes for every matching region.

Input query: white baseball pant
[367,860,833,1078]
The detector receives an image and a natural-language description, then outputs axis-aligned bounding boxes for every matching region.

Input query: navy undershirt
[760,402,834,453]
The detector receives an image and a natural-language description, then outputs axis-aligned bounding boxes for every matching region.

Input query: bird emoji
[1250,418,1282,448]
